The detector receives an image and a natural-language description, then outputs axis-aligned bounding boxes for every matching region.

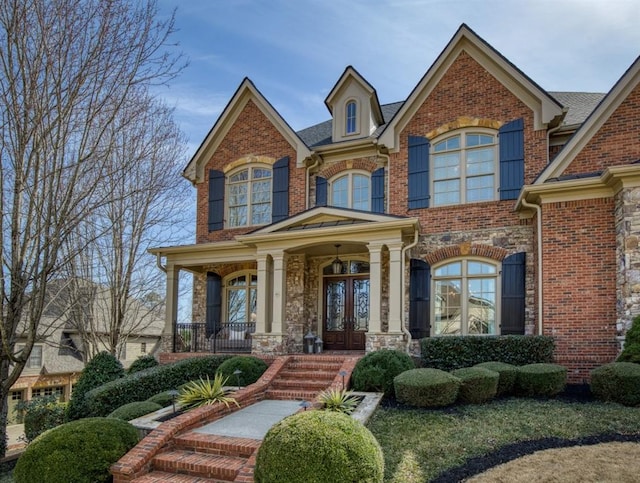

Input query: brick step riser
[171,442,256,459]
[277,370,336,380]
[269,380,330,391]
[265,389,319,401]
[131,471,228,483]
[286,362,343,372]
[152,452,244,482]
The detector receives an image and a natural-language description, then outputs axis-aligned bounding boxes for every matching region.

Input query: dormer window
[346,100,357,135]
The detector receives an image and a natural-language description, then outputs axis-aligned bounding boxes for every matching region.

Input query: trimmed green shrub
[147,390,178,408]
[216,356,268,386]
[83,355,231,417]
[254,410,383,483]
[515,363,567,397]
[14,417,139,483]
[66,352,125,421]
[617,315,640,363]
[591,362,640,406]
[17,396,66,443]
[394,368,460,407]
[421,335,555,371]
[474,361,519,396]
[351,349,415,397]
[108,401,162,421]
[451,367,499,404]
[127,355,159,374]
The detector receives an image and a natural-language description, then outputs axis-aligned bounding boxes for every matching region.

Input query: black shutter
[499,118,525,200]
[371,167,385,213]
[408,135,430,209]
[315,175,327,207]
[206,272,222,338]
[208,169,225,231]
[272,156,289,222]
[501,252,526,335]
[409,259,431,338]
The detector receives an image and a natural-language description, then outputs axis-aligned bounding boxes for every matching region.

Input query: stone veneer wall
[284,254,306,353]
[615,187,640,339]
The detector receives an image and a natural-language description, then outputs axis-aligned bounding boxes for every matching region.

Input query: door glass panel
[352,279,369,331]
[325,280,345,331]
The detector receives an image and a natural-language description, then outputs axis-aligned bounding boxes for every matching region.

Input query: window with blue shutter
[315,176,327,207]
[409,259,431,338]
[272,156,289,222]
[206,272,222,337]
[208,170,225,231]
[408,135,430,209]
[500,252,526,335]
[371,168,385,213]
[499,118,525,200]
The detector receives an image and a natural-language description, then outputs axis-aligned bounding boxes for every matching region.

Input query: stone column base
[251,333,286,354]
[365,332,407,352]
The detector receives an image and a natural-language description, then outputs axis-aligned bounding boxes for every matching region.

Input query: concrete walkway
[192,400,303,440]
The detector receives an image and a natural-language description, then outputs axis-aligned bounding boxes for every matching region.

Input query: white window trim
[345,98,360,136]
[225,164,272,228]
[222,270,258,325]
[430,129,498,207]
[431,257,502,336]
[329,170,371,210]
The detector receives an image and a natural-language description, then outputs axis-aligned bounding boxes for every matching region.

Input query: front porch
[151,207,419,357]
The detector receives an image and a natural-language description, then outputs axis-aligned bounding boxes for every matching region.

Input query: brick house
[151,24,640,382]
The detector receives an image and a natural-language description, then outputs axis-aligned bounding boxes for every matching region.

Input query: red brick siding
[195,99,306,243]
[563,83,640,176]
[541,197,618,382]
[389,51,548,232]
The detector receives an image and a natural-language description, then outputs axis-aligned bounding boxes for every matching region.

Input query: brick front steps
[111,354,360,483]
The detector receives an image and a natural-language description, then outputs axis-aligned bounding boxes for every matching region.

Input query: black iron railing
[173,322,255,353]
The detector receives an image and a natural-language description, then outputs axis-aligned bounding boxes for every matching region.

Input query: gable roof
[183,78,311,183]
[536,56,640,183]
[378,24,564,151]
[324,65,384,124]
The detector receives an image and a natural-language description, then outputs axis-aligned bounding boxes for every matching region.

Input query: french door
[323,276,369,350]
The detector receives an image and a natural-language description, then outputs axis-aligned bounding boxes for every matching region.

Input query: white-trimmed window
[330,172,370,210]
[433,259,498,336]
[346,100,358,135]
[224,272,257,324]
[227,166,272,227]
[432,131,497,206]
[18,345,43,369]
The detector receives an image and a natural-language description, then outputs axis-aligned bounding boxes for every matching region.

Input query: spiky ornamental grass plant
[317,388,361,415]
[177,374,239,410]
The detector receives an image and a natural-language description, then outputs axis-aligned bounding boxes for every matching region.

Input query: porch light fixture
[332,244,343,275]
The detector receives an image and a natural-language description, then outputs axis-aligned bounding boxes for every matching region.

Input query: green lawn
[367,398,640,483]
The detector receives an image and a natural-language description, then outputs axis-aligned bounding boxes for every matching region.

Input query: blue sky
[156,0,640,158]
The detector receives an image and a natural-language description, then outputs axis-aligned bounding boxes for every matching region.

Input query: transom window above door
[432,131,497,206]
[330,172,370,211]
[227,166,272,227]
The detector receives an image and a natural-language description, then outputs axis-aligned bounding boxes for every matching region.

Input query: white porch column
[164,264,180,343]
[388,242,404,334]
[256,254,269,334]
[368,244,383,333]
[271,251,287,335]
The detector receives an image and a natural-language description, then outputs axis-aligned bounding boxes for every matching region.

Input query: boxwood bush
[515,363,567,397]
[127,355,159,374]
[216,356,268,386]
[351,349,415,397]
[421,335,554,371]
[17,395,66,443]
[83,355,231,417]
[474,361,519,396]
[147,390,178,408]
[590,362,640,406]
[254,411,383,483]
[451,367,499,404]
[108,401,162,421]
[14,417,139,483]
[617,315,640,363]
[394,368,460,407]
[66,352,125,421]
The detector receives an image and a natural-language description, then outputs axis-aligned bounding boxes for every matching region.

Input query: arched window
[330,172,370,210]
[224,272,257,324]
[227,166,272,227]
[433,259,498,335]
[346,100,357,135]
[432,131,497,206]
